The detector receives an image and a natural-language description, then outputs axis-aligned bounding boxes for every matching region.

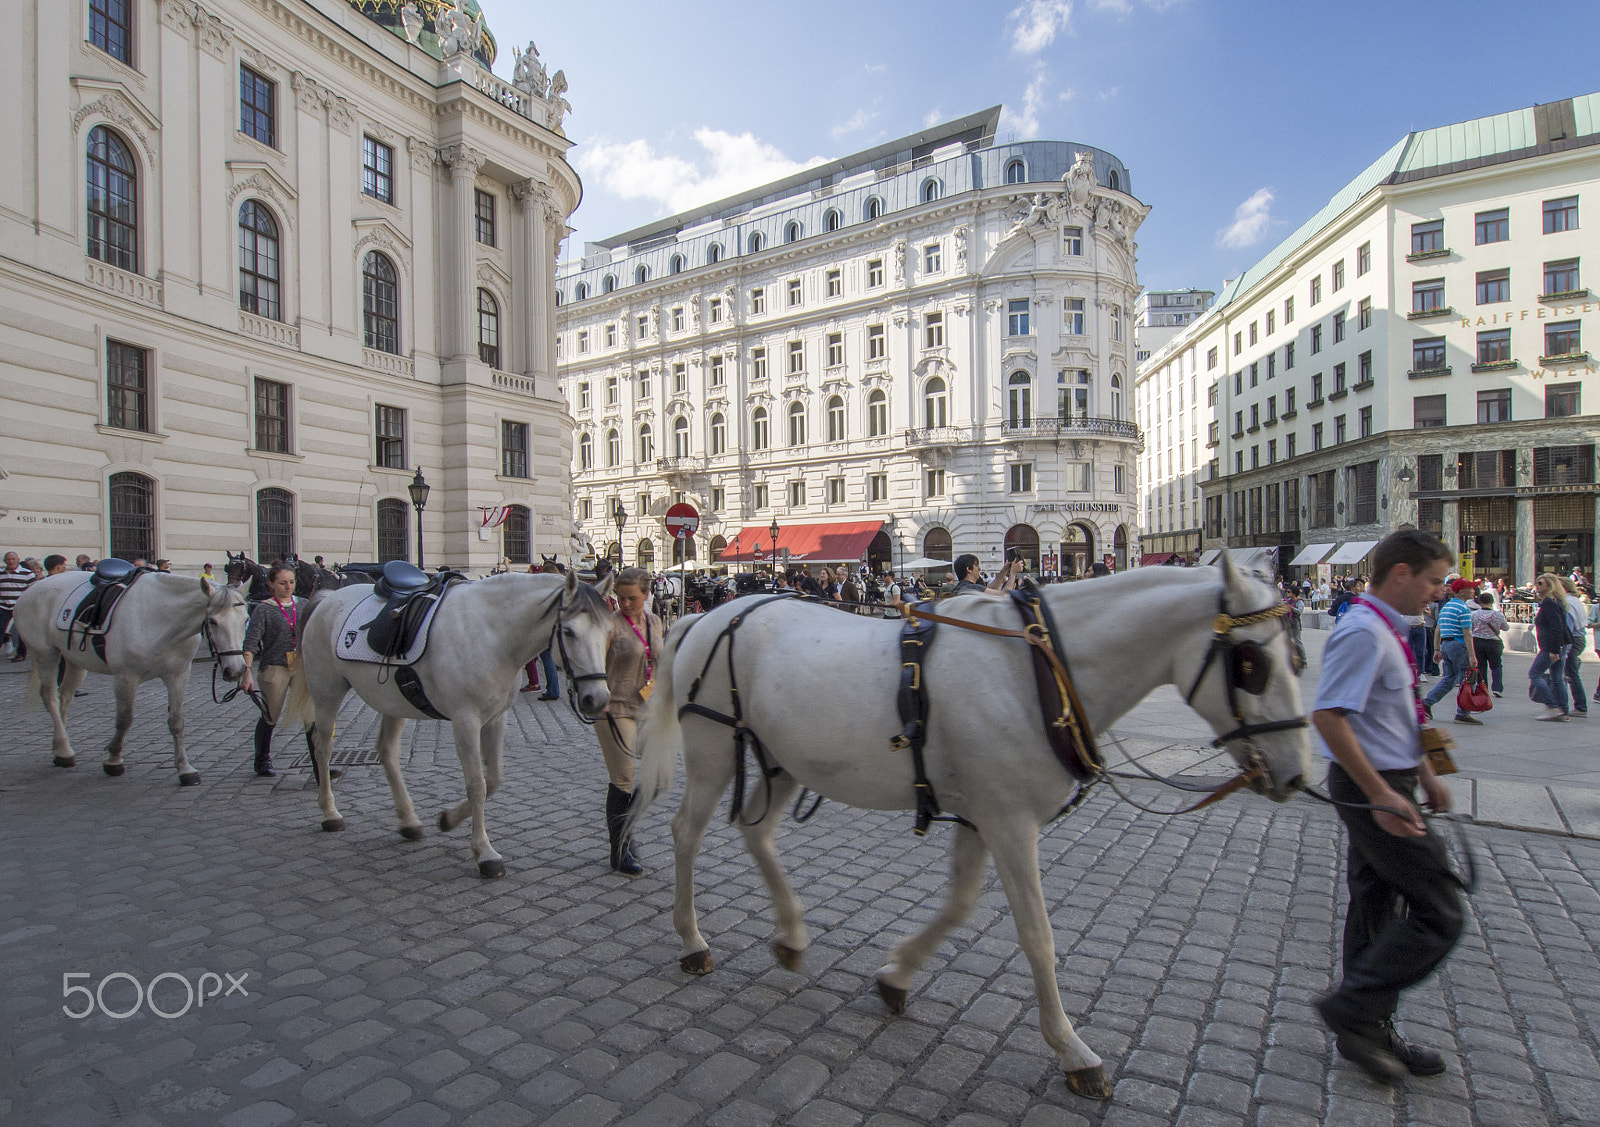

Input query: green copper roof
[348,0,498,68]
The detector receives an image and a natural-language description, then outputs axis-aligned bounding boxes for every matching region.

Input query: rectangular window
[1312,372,1324,401]
[1476,208,1509,244]
[866,259,884,288]
[1545,320,1582,359]
[1310,323,1323,354]
[1286,386,1297,412]
[474,189,496,245]
[1359,405,1372,437]
[1062,226,1083,255]
[1266,395,1278,422]
[1008,298,1030,337]
[1114,464,1126,493]
[577,330,589,354]
[1250,362,1259,388]
[1335,414,1347,444]
[1310,275,1322,304]
[604,324,616,349]
[1267,439,1277,464]
[1413,394,1446,429]
[1284,342,1295,370]
[89,0,133,64]
[751,287,766,314]
[1413,279,1445,312]
[826,333,844,367]
[1332,259,1345,291]
[709,355,724,387]
[1267,355,1277,380]
[1544,196,1579,234]
[1286,432,1297,460]
[787,340,804,374]
[1533,445,1595,486]
[672,363,686,393]
[925,468,945,498]
[1312,422,1323,450]
[1477,328,1511,364]
[753,483,768,509]
[254,377,290,453]
[752,348,767,380]
[672,307,684,332]
[867,323,886,360]
[1284,296,1295,323]
[709,298,722,323]
[579,498,592,522]
[1357,298,1372,330]
[1358,351,1372,383]
[1412,337,1446,372]
[375,404,406,467]
[826,269,842,297]
[787,279,802,307]
[362,136,393,203]
[605,375,617,404]
[239,66,276,147]
[1476,269,1510,304]
[1234,371,1242,396]
[1266,310,1276,335]
[1357,241,1371,276]
[501,421,529,478]
[1009,463,1034,494]
[578,382,591,410]
[1249,321,1258,345]
[1411,219,1444,254]
[924,243,942,273]
[924,312,944,349]
[1546,385,1582,418]
[1207,346,1218,370]
[1112,304,1123,342]
[1064,298,1085,335]
[105,340,149,432]
[1233,331,1242,355]
[1333,311,1346,342]
[789,480,806,507]
[869,473,889,502]
[1250,404,1260,429]
[1233,410,1243,436]
[829,477,846,504]
[637,315,649,339]
[1477,388,1512,423]
[1544,258,1580,296]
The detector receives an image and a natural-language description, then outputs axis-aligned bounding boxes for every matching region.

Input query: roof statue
[512,41,548,98]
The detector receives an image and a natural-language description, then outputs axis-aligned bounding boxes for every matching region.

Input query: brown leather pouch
[1420,726,1458,775]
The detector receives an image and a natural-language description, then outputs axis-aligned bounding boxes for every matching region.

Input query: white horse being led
[288,571,614,878]
[630,554,1311,1100]
[14,573,250,785]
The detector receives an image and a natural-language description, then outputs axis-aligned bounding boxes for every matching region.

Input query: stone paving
[2,662,1600,1127]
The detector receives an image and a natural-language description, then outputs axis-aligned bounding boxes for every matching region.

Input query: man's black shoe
[1317,995,1406,1084]
[1384,1020,1446,1076]
[538,691,559,701]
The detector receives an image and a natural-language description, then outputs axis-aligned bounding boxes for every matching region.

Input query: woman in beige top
[596,567,664,874]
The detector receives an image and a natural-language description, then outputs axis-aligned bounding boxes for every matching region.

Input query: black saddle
[92,558,137,587]
[338,562,386,585]
[361,563,464,659]
[72,560,148,642]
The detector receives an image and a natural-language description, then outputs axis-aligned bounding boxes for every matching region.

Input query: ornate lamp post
[769,517,781,586]
[612,497,628,567]
[407,468,431,569]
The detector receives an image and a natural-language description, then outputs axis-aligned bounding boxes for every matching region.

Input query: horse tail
[627,613,701,829]
[282,591,330,731]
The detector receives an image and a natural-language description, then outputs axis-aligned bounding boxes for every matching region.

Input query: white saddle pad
[55,578,105,634]
[334,591,443,665]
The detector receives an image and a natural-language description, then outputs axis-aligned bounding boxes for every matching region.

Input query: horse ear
[563,568,579,599]
[593,571,616,599]
[1218,548,1254,608]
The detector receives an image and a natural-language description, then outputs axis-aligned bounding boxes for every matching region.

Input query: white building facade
[0,0,579,570]
[557,111,1147,578]
[1140,93,1600,583]
[1133,287,1213,365]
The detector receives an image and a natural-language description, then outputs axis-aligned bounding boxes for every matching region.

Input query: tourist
[1469,590,1508,698]
[1529,574,1573,722]
[1422,579,1480,726]
[1559,577,1588,718]
[1,551,36,661]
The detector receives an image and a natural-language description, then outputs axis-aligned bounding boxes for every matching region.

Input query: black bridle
[1183,592,1309,751]
[203,589,266,718]
[550,590,610,725]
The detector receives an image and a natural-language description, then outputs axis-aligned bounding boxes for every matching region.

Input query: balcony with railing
[655,456,707,476]
[904,425,979,447]
[1002,416,1142,442]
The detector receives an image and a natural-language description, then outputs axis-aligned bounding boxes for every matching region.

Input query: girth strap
[892,603,973,834]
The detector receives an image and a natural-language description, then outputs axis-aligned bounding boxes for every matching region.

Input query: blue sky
[482,0,1600,291]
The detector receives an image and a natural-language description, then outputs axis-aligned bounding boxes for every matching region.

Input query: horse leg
[165,671,201,786]
[985,822,1110,1100]
[437,713,506,831]
[671,750,736,975]
[310,679,350,832]
[876,824,989,1013]
[377,715,422,840]
[738,773,810,971]
[57,662,87,720]
[444,719,503,879]
[102,674,138,776]
[39,654,78,768]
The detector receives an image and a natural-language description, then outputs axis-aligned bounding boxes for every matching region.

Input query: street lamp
[407,468,431,568]
[769,517,780,585]
[612,497,628,567]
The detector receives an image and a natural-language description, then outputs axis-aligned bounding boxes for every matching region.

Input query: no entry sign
[664,503,700,540]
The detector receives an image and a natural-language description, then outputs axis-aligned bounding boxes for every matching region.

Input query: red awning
[1140,553,1176,566]
[714,520,884,564]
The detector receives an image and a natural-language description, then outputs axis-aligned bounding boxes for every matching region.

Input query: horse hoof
[321,818,345,833]
[478,858,506,879]
[679,950,715,976]
[438,811,454,832]
[399,825,424,841]
[875,978,908,1015]
[53,756,76,769]
[1064,1065,1113,1100]
[102,762,125,777]
[178,772,202,787]
[772,942,805,972]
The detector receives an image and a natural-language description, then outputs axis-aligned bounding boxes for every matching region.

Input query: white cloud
[861,62,887,75]
[1007,0,1073,54]
[576,129,825,215]
[832,107,877,141]
[1095,85,1120,102]
[923,107,944,127]
[1000,68,1049,139]
[1217,187,1275,249]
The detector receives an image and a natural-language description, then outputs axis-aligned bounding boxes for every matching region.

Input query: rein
[551,589,611,726]
[204,593,267,720]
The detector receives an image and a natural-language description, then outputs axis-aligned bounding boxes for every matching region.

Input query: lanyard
[1352,596,1426,728]
[624,614,653,680]
[274,598,297,647]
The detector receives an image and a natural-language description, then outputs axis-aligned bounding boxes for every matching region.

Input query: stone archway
[868,529,893,574]
[1060,522,1095,578]
[1004,523,1041,571]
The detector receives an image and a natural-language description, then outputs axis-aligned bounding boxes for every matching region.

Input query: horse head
[201,576,251,681]
[1177,551,1312,802]
[554,570,615,719]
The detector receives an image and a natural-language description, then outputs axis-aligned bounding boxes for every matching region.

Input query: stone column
[512,176,559,381]
[1441,500,1459,560]
[1515,498,1536,584]
[440,144,486,360]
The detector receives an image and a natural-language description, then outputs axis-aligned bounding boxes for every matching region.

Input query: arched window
[503,505,531,564]
[824,209,841,232]
[1061,522,1095,578]
[784,220,802,244]
[922,526,952,562]
[1113,525,1129,571]
[748,231,764,254]
[362,252,399,353]
[1008,371,1032,426]
[602,274,616,293]
[108,471,155,562]
[377,498,409,563]
[751,406,769,450]
[709,412,726,455]
[606,428,620,467]
[638,422,654,463]
[1003,523,1040,572]
[578,431,593,470]
[638,538,656,567]
[635,265,649,284]
[1004,159,1027,185]
[256,487,295,562]
[1111,374,1123,419]
[786,401,805,447]
[606,541,622,566]
[477,288,500,367]
[238,200,281,320]
[555,290,563,306]
[826,395,845,442]
[922,179,941,203]
[867,389,888,437]
[1109,169,1121,192]
[672,415,689,457]
[577,282,592,300]
[707,243,722,265]
[87,125,138,272]
[924,376,948,429]
[672,537,698,565]
[669,254,684,274]
[865,197,883,221]
[709,534,727,560]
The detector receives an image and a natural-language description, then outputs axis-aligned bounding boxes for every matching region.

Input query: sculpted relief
[1000,149,1144,255]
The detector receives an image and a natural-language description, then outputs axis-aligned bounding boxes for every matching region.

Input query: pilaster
[440,144,486,360]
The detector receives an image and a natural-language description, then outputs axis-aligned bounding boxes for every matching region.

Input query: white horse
[288,570,615,878]
[629,555,1311,1100]
[14,572,250,785]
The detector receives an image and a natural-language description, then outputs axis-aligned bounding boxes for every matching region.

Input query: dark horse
[225,551,377,601]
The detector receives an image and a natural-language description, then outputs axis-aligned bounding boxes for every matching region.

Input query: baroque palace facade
[0,0,579,570]
[1139,92,1600,583]
[557,110,1147,577]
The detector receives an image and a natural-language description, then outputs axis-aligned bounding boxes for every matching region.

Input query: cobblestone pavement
[3,668,1600,1127]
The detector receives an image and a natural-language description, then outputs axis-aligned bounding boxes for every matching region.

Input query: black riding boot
[253,719,277,777]
[605,784,643,875]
